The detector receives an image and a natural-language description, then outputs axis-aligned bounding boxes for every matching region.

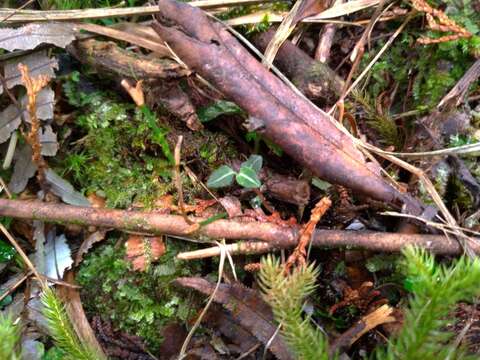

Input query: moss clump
[76,236,200,352]
[58,73,174,208]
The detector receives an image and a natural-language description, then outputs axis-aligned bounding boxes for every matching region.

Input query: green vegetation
[364,3,480,111]
[259,248,480,359]
[259,256,330,360]
[0,314,21,360]
[76,237,200,352]
[59,73,174,208]
[41,288,104,360]
[376,247,480,359]
[207,154,263,189]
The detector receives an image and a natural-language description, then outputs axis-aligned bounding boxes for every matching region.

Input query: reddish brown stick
[0,199,478,255]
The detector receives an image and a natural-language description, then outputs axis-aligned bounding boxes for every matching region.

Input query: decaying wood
[262,171,310,206]
[253,29,344,102]
[67,38,186,80]
[68,38,201,131]
[152,0,421,213]
[1,199,478,255]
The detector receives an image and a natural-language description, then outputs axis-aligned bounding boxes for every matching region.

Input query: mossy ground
[76,235,201,352]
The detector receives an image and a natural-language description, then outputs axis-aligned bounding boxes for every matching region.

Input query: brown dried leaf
[0,23,76,51]
[125,235,166,271]
[175,277,294,360]
[219,196,243,218]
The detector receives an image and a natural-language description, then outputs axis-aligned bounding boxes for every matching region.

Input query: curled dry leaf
[0,22,76,51]
[75,230,108,266]
[125,235,166,272]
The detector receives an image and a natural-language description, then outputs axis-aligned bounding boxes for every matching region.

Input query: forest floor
[1,0,480,359]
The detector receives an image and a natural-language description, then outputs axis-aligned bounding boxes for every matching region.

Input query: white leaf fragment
[44,234,73,280]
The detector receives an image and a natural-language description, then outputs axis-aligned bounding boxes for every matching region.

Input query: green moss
[77,237,201,352]
[57,75,175,208]
[363,2,480,111]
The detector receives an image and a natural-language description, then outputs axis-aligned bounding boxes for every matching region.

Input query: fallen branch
[1,199,478,255]
[67,38,186,80]
[253,29,344,103]
[152,0,421,214]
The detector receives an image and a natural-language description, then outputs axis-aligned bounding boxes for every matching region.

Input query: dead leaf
[44,169,90,206]
[0,87,54,145]
[1,51,58,94]
[125,235,166,271]
[39,125,58,156]
[0,23,76,51]
[0,104,22,144]
[175,277,294,360]
[9,143,37,193]
[21,87,55,123]
[87,193,106,208]
[75,230,108,266]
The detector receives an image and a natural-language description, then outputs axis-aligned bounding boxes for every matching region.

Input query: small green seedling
[207,155,262,189]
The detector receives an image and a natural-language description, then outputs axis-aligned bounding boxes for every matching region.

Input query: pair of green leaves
[207,155,262,189]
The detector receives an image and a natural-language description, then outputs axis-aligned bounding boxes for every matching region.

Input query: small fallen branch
[0,199,478,255]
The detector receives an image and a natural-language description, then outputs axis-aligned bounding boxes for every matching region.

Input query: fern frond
[376,246,480,360]
[40,288,105,360]
[259,255,330,360]
[0,314,21,360]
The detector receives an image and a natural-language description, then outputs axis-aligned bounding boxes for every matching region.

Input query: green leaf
[207,165,236,188]
[197,100,243,123]
[0,240,15,263]
[236,166,261,188]
[241,155,263,173]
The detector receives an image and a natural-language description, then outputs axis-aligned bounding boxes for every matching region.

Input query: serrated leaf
[236,166,261,188]
[197,100,243,123]
[207,165,236,188]
[241,154,263,173]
